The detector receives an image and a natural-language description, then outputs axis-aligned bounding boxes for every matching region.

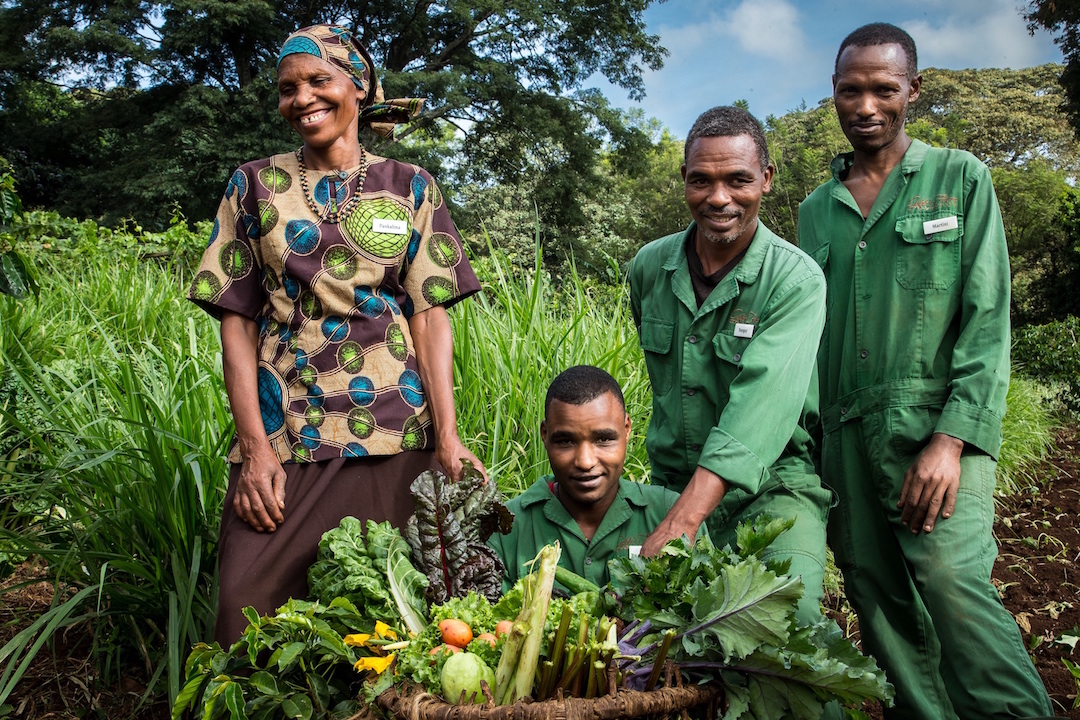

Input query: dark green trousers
[824,406,1053,719]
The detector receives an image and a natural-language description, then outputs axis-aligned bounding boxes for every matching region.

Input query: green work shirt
[798,140,1010,458]
[487,476,681,593]
[628,222,826,498]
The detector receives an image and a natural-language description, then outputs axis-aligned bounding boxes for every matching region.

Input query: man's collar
[517,475,645,509]
[830,138,929,181]
[662,222,773,286]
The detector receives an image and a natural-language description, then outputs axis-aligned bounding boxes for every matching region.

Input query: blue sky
[591,0,1064,138]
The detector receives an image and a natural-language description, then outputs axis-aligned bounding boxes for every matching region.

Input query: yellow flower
[344,633,372,647]
[374,621,398,640]
[353,653,396,675]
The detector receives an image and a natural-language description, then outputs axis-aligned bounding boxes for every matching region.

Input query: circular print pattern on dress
[285,219,321,255]
[226,170,247,201]
[257,365,286,435]
[299,289,323,320]
[348,376,376,406]
[347,407,376,439]
[342,198,411,259]
[299,424,322,450]
[323,245,358,281]
[258,199,279,235]
[385,323,408,361]
[422,276,455,306]
[291,442,312,462]
[297,364,318,388]
[411,174,427,211]
[206,218,220,248]
[258,165,293,193]
[219,240,254,280]
[304,403,325,427]
[400,415,425,451]
[190,270,222,302]
[398,369,424,408]
[320,315,349,342]
[307,384,324,408]
[337,341,364,373]
[354,286,388,318]
[427,232,461,268]
[344,442,368,457]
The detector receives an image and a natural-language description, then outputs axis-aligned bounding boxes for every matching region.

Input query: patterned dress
[189,150,480,464]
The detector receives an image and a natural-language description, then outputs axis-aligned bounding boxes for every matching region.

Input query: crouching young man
[489,365,696,591]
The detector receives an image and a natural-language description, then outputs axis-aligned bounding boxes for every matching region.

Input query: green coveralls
[798,140,1053,719]
[488,476,682,593]
[628,222,834,626]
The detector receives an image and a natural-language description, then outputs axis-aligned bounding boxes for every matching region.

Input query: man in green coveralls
[629,106,834,628]
[798,23,1055,719]
[489,365,687,592]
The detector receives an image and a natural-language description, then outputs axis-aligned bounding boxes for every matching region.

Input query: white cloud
[726,0,807,61]
[904,0,1062,69]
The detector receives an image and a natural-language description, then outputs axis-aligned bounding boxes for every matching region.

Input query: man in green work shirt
[488,365,685,592]
[629,106,833,628]
[798,23,1054,719]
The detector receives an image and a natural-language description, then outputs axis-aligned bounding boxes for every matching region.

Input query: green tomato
[440,651,495,704]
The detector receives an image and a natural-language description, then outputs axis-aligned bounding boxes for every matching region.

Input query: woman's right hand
[235,445,287,532]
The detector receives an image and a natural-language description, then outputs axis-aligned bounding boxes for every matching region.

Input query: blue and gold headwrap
[277,25,424,139]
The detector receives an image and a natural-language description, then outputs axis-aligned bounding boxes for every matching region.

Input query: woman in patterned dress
[188,24,484,643]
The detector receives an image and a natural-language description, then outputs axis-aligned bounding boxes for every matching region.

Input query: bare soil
[3,431,1079,719]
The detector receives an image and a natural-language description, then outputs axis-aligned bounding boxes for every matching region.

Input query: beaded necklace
[296,147,368,224]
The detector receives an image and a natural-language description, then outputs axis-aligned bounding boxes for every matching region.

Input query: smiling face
[277,53,365,166]
[682,134,773,254]
[832,43,921,156]
[541,392,630,520]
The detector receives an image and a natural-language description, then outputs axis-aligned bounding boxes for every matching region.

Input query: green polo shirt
[488,476,682,592]
[798,140,1009,457]
[628,222,826,500]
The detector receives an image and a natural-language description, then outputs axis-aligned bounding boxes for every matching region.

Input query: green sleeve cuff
[698,428,769,495]
[935,398,1003,459]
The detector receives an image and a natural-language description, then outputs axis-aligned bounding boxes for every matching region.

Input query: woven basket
[373,669,723,720]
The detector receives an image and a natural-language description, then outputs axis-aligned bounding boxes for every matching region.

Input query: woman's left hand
[435,435,488,483]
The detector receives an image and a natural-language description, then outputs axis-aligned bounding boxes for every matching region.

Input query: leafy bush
[1013,316,1080,417]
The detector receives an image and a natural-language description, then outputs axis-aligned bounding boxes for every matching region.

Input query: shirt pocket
[639,317,675,395]
[711,332,748,404]
[894,214,962,290]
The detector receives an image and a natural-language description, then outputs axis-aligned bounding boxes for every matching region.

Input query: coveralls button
[688,335,698,344]
[584,557,593,565]
[858,241,867,249]
[732,353,742,362]
[840,407,848,415]
[687,388,696,396]
[860,349,869,358]
[690,443,701,451]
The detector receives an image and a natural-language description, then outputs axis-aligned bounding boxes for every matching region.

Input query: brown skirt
[214,451,435,644]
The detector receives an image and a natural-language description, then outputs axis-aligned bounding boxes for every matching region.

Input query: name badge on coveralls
[923,216,958,237]
[734,323,755,339]
[373,218,408,234]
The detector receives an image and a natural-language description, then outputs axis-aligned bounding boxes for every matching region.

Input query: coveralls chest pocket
[894,214,963,290]
[639,317,675,394]
[712,332,748,405]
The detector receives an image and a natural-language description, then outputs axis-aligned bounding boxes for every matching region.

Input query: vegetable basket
[372,663,724,720]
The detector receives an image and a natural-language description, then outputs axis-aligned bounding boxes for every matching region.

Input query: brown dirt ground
[2,431,1079,719]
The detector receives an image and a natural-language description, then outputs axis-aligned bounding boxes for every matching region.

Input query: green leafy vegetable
[608,516,893,719]
[386,533,429,636]
[404,462,513,604]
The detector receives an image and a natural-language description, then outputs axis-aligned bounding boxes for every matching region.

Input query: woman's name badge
[734,323,755,338]
[923,216,958,236]
[373,218,408,234]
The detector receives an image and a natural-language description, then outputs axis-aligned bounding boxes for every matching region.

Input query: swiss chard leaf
[405,467,510,604]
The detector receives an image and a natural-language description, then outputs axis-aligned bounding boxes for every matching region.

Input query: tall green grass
[997,375,1058,494]
[0,254,230,709]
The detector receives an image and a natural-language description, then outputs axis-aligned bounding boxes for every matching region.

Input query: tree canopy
[1025,0,1080,139]
[0,0,666,228]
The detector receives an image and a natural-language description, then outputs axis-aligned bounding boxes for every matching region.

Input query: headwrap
[277,24,424,139]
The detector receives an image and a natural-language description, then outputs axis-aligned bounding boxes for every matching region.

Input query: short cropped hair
[684,106,770,171]
[835,22,918,79]
[544,366,626,416]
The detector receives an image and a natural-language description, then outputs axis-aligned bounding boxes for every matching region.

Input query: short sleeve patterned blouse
[188,150,481,465]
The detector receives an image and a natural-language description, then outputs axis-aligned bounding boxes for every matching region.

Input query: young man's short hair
[835,22,918,78]
[544,365,625,416]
